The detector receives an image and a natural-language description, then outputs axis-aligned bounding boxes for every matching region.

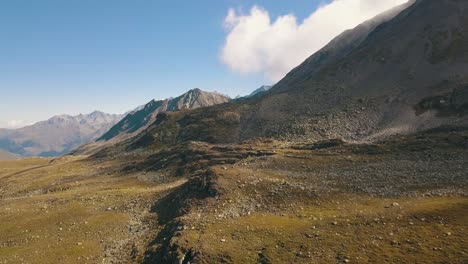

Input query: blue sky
[0,0,405,128]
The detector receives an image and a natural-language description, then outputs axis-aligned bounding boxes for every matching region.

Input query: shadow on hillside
[142,169,220,264]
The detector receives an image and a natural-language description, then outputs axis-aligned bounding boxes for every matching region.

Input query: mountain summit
[98,89,230,142]
[71,89,230,155]
[247,85,272,98]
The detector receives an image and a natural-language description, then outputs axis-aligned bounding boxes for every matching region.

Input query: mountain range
[0,89,231,158]
[0,111,123,157]
[71,88,231,155]
[102,0,467,154]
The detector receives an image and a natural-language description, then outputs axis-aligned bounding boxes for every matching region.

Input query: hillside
[0,111,122,157]
[262,0,468,141]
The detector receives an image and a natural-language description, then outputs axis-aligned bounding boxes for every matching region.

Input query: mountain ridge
[71,88,231,155]
[98,88,230,142]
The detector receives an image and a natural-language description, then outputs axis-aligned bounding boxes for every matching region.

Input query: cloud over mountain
[221,0,408,81]
[6,120,30,129]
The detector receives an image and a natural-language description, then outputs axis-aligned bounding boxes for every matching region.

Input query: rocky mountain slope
[99,88,230,142]
[261,0,468,141]
[109,0,467,154]
[73,89,230,155]
[0,111,122,157]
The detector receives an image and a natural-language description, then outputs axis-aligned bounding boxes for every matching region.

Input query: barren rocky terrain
[138,126,468,263]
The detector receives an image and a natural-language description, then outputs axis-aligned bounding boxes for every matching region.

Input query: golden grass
[178,195,467,263]
[0,156,184,264]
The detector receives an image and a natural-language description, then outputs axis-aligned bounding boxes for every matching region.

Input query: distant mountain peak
[235,85,273,100]
[188,88,202,93]
[97,89,230,142]
[88,110,106,116]
[249,85,272,97]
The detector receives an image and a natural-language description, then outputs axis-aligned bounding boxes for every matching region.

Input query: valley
[1,0,467,263]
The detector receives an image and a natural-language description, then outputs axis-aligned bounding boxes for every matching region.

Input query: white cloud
[221,0,408,82]
[5,120,29,129]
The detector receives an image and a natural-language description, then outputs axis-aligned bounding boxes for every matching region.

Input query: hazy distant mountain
[0,111,123,157]
[0,149,20,160]
[98,88,230,142]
